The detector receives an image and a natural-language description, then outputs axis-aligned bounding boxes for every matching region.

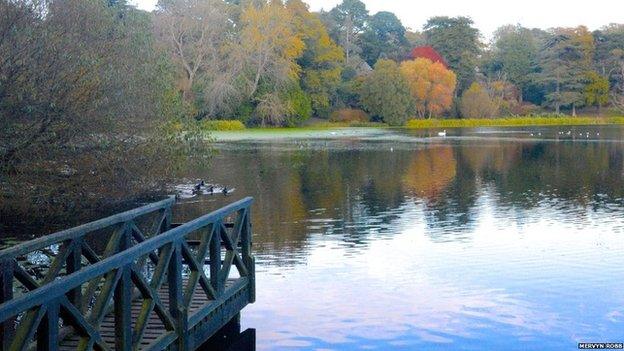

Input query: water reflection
[173,126,624,349]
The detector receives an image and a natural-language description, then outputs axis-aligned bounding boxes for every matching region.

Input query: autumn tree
[400,58,456,118]
[460,82,498,118]
[410,46,448,67]
[423,16,481,93]
[237,0,305,125]
[359,59,413,125]
[287,0,344,117]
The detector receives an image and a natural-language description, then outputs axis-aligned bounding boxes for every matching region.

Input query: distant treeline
[148,0,624,126]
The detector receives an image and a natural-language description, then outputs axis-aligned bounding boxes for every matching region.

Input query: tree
[287,0,344,117]
[423,16,481,93]
[584,71,609,112]
[1,0,204,221]
[539,26,595,115]
[612,48,624,112]
[460,82,498,118]
[359,59,413,125]
[237,0,305,125]
[491,25,538,103]
[593,24,624,76]
[360,11,408,65]
[325,0,368,65]
[400,58,456,118]
[410,46,448,67]
[154,0,235,107]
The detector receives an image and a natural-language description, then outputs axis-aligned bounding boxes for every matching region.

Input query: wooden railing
[0,196,255,351]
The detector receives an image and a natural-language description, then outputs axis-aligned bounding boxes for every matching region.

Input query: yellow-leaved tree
[238,0,305,124]
[399,58,456,118]
[286,0,344,117]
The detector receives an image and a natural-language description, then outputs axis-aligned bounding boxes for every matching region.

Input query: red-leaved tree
[410,46,448,68]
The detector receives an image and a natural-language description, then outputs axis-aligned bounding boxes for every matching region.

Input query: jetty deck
[0,196,255,351]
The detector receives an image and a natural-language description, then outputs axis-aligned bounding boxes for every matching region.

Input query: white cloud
[130,0,623,39]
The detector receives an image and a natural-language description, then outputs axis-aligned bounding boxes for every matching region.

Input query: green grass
[405,116,624,129]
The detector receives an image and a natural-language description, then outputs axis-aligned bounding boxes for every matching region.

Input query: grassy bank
[405,116,624,129]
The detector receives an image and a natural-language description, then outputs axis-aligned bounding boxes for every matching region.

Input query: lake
[169,126,624,350]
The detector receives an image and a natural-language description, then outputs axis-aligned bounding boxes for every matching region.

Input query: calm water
[173,126,624,350]
[133,127,624,349]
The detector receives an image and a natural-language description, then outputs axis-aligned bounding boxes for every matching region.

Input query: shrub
[460,82,498,118]
[199,120,246,131]
[329,108,369,122]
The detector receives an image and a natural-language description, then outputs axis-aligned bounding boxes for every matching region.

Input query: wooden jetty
[0,196,255,351]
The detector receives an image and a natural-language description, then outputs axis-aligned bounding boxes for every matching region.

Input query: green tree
[584,71,609,112]
[539,26,595,115]
[359,59,413,125]
[491,25,538,103]
[360,11,408,66]
[593,24,624,76]
[423,16,481,93]
[325,0,369,65]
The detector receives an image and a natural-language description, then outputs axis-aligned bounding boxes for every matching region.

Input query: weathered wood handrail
[0,196,255,351]
[0,197,176,262]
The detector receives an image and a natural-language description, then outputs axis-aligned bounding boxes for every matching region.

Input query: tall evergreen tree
[423,16,481,93]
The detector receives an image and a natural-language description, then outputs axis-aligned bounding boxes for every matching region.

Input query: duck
[437,130,447,137]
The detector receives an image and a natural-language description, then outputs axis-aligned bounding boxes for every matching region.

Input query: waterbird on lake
[438,130,447,137]
[192,181,204,194]
[222,186,234,195]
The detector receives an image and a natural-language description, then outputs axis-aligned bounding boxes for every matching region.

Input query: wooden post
[37,299,59,351]
[240,211,255,303]
[210,223,223,296]
[66,238,82,307]
[0,259,14,350]
[169,241,188,351]
[114,226,133,351]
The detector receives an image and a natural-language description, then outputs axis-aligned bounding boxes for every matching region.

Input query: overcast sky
[131,0,623,39]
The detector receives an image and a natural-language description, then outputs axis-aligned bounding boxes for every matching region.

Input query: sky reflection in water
[176,126,624,350]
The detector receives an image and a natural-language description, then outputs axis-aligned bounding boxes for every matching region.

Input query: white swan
[437,130,447,137]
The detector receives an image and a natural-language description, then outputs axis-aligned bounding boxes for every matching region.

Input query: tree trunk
[572,104,576,117]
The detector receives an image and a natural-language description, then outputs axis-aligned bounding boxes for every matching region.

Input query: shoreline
[207,116,624,134]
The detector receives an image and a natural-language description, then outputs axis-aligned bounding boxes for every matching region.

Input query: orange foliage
[402,146,457,199]
[400,58,456,118]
